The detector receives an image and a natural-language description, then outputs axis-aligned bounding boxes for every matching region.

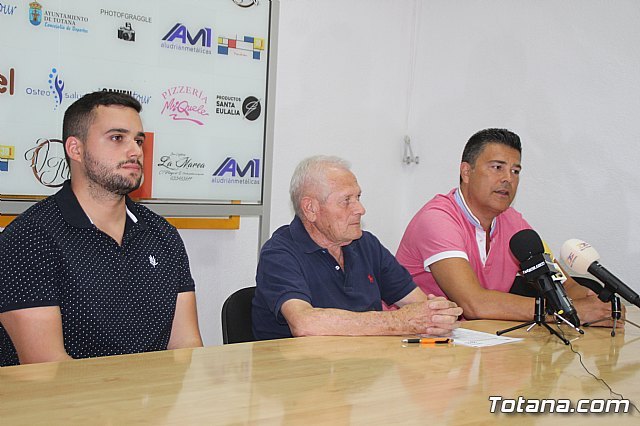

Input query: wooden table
[2,310,640,425]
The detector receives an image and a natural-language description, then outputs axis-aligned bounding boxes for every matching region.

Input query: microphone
[510,229,581,327]
[560,239,640,309]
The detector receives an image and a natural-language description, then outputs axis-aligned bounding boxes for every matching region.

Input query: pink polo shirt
[396,188,531,298]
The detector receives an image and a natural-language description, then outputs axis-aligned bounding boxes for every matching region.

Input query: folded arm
[429,257,536,321]
[281,288,462,337]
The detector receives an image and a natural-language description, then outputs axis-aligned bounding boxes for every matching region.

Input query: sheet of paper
[447,328,523,348]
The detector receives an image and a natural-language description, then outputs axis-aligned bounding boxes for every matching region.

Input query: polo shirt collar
[290,215,324,253]
[454,188,496,237]
[54,180,147,230]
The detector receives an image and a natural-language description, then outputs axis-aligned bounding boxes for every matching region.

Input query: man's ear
[65,137,83,163]
[300,196,318,222]
[460,162,472,184]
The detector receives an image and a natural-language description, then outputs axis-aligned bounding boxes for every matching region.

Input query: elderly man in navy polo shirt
[0,91,203,366]
[252,155,463,340]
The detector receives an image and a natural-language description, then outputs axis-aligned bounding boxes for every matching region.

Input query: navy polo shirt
[0,181,195,366]
[252,216,416,340]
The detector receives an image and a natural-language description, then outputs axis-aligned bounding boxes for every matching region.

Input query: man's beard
[83,151,142,196]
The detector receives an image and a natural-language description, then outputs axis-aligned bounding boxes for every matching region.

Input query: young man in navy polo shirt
[0,91,203,366]
[252,155,462,340]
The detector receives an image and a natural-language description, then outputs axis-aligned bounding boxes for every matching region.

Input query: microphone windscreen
[559,239,600,275]
[509,229,545,262]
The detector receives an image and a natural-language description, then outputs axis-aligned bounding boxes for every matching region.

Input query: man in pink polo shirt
[396,128,613,325]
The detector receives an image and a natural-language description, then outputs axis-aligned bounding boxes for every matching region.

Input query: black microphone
[560,239,640,309]
[510,229,581,327]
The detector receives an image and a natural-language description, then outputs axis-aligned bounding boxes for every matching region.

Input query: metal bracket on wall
[403,135,419,165]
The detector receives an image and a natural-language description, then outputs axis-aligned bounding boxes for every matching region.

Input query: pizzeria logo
[24,138,69,187]
[160,85,209,125]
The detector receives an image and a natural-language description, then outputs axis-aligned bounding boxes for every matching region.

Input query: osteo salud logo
[157,152,206,182]
[47,67,64,110]
[24,138,69,187]
[25,67,66,110]
[160,85,209,125]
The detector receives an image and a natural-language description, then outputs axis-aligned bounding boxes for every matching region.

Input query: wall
[189,0,640,345]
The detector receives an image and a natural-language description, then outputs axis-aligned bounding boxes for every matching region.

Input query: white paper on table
[447,328,523,348]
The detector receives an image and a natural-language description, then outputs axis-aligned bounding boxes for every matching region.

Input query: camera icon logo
[118,22,135,42]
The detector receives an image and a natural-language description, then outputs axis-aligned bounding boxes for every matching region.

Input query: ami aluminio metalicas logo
[212,157,260,185]
[161,23,212,55]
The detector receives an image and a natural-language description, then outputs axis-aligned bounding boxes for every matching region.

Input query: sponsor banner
[1,0,271,202]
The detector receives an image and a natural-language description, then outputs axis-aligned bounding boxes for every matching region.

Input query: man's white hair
[290,155,351,217]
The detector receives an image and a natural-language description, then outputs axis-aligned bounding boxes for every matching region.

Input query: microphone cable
[557,326,640,415]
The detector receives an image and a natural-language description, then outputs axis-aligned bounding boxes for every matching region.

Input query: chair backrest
[221,286,256,344]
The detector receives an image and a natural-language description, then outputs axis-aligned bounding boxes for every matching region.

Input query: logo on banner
[117,22,135,41]
[1,2,17,16]
[0,68,15,96]
[160,85,209,125]
[215,94,261,121]
[99,8,152,23]
[100,87,152,105]
[157,152,206,182]
[24,138,69,187]
[217,34,264,60]
[161,23,212,55]
[242,96,261,121]
[212,157,261,185]
[0,145,15,172]
[28,1,89,33]
[28,1,41,25]
[47,67,64,110]
[232,0,259,8]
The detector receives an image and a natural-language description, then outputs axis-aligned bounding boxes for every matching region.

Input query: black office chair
[221,286,256,344]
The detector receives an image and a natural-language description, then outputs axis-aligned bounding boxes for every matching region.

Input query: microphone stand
[496,295,579,345]
[582,286,640,337]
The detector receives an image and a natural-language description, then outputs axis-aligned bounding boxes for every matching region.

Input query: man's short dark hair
[62,91,142,163]
[461,128,522,166]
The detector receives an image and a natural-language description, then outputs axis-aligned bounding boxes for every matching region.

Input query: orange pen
[402,338,452,344]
